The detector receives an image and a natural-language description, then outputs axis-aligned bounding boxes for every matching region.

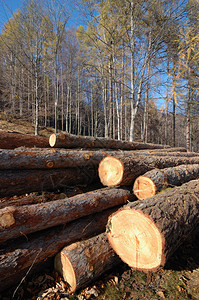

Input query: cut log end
[107,209,164,271]
[133,176,156,200]
[0,212,15,228]
[54,251,76,293]
[49,134,57,147]
[98,156,124,186]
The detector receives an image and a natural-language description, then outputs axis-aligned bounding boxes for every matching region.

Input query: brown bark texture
[0,207,122,292]
[49,132,170,150]
[0,131,49,149]
[134,147,186,153]
[131,151,199,158]
[0,148,114,170]
[0,187,132,244]
[98,155,199,186]
[54,232,121,293]
[0,148,196,170]
[0,192,62,209]
[0,167,98,197]
[107,180,199,272]
[133,164,199,199]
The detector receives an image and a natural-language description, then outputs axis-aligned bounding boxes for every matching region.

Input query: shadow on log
[0,167,98,197]
[0,206,122,292]
[0,131,49,149]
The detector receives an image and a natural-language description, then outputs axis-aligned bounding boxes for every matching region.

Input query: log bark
[131,151,199,158]
[0,207,122,292]
[0,148,110,170]
[0,167,98,197]
[0,192,61,209]
[107,179,199,272]
[49,132,170,150]
[133,164,199,200]
[0,187,133,244]
[98,155,199,186]
[0,131,49,149]
[134,147,187,153]
[54,233,121,293]
[0,148,196,170]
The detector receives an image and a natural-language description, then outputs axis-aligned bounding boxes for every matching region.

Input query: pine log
[131,151,199,158]
[107,179,199,272]
[0,206,121,292]
[0,192,61,209]
[0,131,49,149]
[54,232,121,293]
[0,167,98,197]
[0,187,133,244]
[49,132,170,150]
[0,148,196,171]
[133,147,187,153]
[133,164,199,200]
[98,155,199,186]
[0,148,110,170]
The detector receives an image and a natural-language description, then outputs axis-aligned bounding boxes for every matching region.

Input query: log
[133,164,199,200]
[0,167,98,197]
[133,147,187,153]
[0,206,122,292]
[0,187,133,244]
[107,179,199,272]
[98,155,199,186]
[49,132,170,150]
[0,148,109,170]
[131,151,199,157]
[0,148,197,170]
[54,233,121,293]
[0,192,61,209]
[0,130,49,149]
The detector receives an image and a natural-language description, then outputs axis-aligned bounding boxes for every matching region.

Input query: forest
[0,0,198,151]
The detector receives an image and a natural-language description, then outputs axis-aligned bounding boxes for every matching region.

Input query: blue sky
[0,0,85,33]
[0,0,23,32]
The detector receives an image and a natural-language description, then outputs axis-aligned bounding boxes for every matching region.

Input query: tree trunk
[133,164,199,200]
[143,54,150,143]
[98,155,199,186]
[172,60,176,147]
[0,192,62,209]
[0,148,195,171]
[0,131,49,149]
[54,232,121,293]
[129,0,135,142]
[107,179,199,272]
[0,167,98,197]
[0,207,121,292]
[132,147,187,153]
[131,151,199,158]
[49,132,170,150]
[0,148,108,170]
[0,187,132,244]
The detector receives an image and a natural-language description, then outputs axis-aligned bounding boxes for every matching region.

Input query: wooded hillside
[0,0,198,151]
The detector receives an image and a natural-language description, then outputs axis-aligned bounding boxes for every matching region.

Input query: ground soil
[0,118,198,300]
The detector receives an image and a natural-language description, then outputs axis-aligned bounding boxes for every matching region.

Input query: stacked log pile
[0,131,199,295]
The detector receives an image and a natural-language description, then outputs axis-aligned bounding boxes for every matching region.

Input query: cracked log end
[107,209,163,271]
[49,134,57,147]
[98,156,123,186]
[133,176,156,200]
[54,251,76,293]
